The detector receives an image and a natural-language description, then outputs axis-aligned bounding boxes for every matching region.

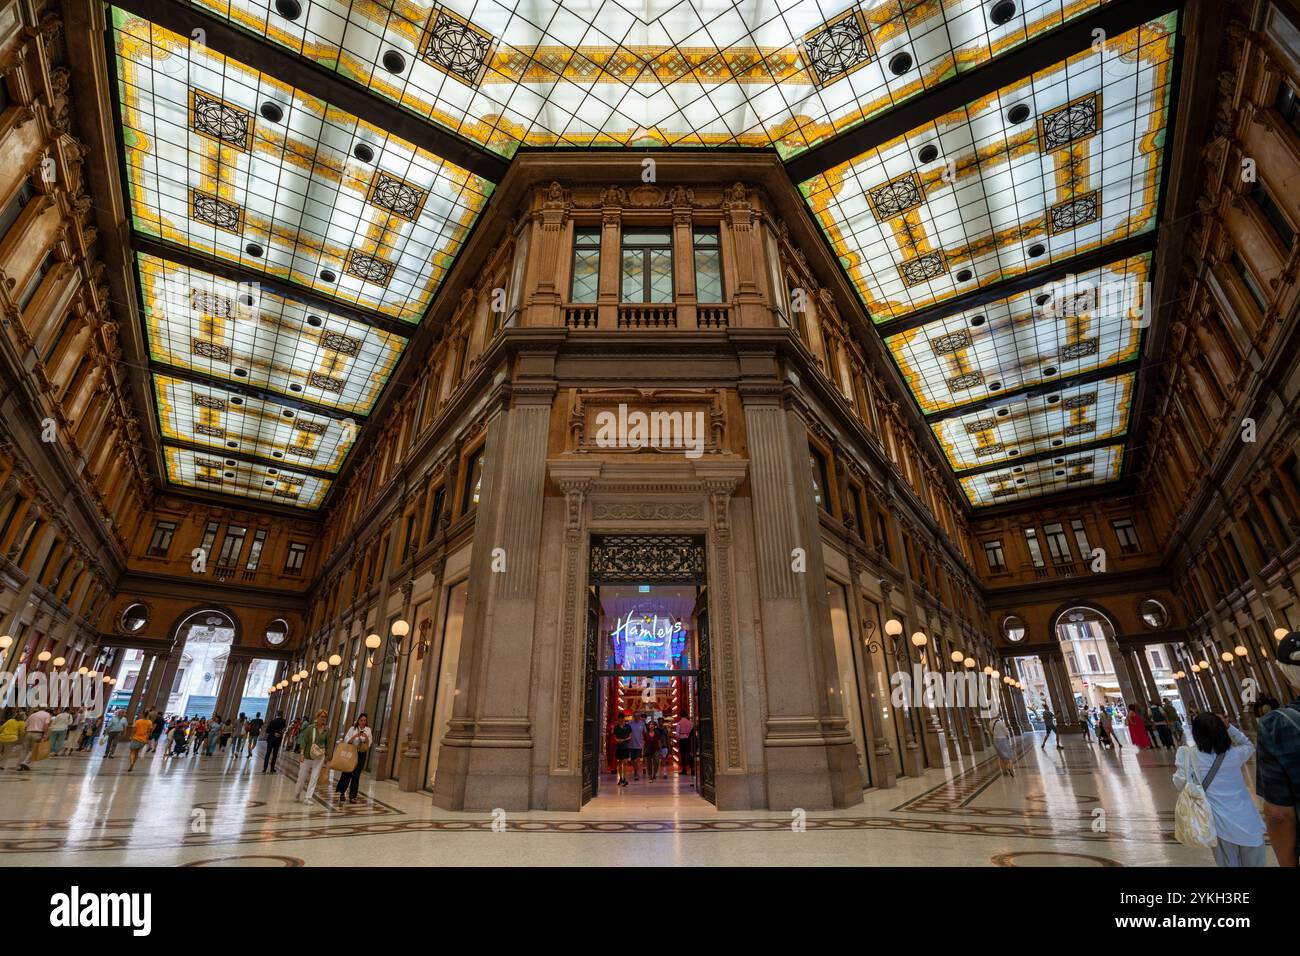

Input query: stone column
[433,395,552,811]
[147,652,180,714]
[124,653,154,720]
[1041,652,1076,732]
[1132,646,1162,704]
[731,393,859,809]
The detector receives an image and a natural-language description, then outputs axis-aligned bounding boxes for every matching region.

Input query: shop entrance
[581,534,714,808]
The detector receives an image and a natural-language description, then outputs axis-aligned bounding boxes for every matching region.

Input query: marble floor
[0,733,1263,866]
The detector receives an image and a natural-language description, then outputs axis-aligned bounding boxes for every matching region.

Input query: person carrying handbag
[333,714,373,804]
[1172,712,1265,866]
[292,710,330,804]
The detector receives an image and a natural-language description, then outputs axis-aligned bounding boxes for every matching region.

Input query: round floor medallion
[183,855,304,867]
[991,850,1121,867]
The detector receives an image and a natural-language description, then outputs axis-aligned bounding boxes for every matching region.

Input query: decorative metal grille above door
[588,534,706,584]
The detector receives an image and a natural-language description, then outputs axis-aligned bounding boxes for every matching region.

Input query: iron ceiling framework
[102,0,1182,511]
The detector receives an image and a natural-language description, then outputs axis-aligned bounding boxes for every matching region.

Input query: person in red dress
[1127,702,1153,749]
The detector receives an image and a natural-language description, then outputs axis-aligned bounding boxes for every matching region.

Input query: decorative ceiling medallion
[294,419,327,435]
[195,456,224,469]
[344,250,394,286]
[195,423,225,438]
[975,443,1005,457]
[1064,392,1099,409]
[191,189,244,233]
[320,330,361,356]
[192,340,231,361]
[279,474,305,486]
[930,330,971,355]
[189,89,252,151]
[947,371,984,390]
[965,417,998,433]
[287,444,317,459]
[900,251,947,286]
[867,172,924,221]
[801,8,875,87]
[306,372,344,393]
[1064,422,1096,436]
[419,4,495,86]
[192,394,226,410]
[1048,190,1100,234]
[189,288,235,318]
[1053,290,1095,316]
[272,487,301,498]
[1061,338,1100,360]
[1039,92,1101,153]
[366,171,429,222]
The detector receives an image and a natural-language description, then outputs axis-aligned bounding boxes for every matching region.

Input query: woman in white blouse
[333,713,373,804]
[1172,712,1267,866]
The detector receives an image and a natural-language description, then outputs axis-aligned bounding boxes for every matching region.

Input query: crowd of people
[609,710,697,786]
[0,705,377,806]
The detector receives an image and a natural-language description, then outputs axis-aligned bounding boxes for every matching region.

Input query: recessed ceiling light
[956,269,973,282]
[1046,394,1060,404]
[230,397,244,406]
[353,143,375,163]
[970,314,986,327]
[226,441,238,448]
[268,469,279,476]
[990,1,1018,26]
[319,269,337,283]
[265,480,275,486]
[1028,243,1046,258]
[259,102,284,123]
[1035,293,1052,306]
[283,409,295,418]
[233,368,248,377]
[225,459,236,466]
[306,315,323,327]
[1042,365,1058,376]
[245,242,264,257]
[289,384,303,392]
[274,0,302,20]
[238,292,256,308]
[224,471,235,479]
[1008,448,1019,456]
[918,144,939,164]
[1015,478,1027,485]
[1012,466,1024,474]
[1051,439,1065,447]
[1053,457,1065,465]
[1007,104,1031,124]
[382,50,407,74]
[888,51,913,75]
[996,407,1010,417]
[273,452,284,458]
[1055,469,1066,477]
[989,381,1002,391]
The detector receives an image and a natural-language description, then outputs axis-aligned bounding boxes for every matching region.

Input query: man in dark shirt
[246,713,264,758]
[261,713,286,773]
[1257,631,1300,867]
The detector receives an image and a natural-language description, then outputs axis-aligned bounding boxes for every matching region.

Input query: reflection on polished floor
[0,731,1257,867]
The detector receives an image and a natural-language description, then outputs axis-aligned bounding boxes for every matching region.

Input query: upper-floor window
[284,541,308,575]
[0,178,34,246]
[1112,518,1141,552]
[1150,649,1165,670]
[620,228,673,303]
[1086,653,1101,672]
[692,227,723,302]
[1023,528,1045,568]
[1276,81,1300,140]
[18,251,55,312]
[147,521,176,557]
[875,511,892,561]
[426,485,446,540]
[1071,519,1093,559]
[1231,253,1268,314]
[983,540,1006,572]
[217,526,247,567]
[809,448,831,512]
[198,521,220,559]
[570,227,601,302]
[1251,181,1295,248]
[245,529,267,571]
[461,446,485,515]
[1043,522,1072,564]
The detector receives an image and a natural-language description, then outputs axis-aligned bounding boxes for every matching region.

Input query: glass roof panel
[187,0,1107,157]
[154,374,356,473]
[163,445,331,508]
[138,253,405,416]
[933,370,1133,471]
[802,14,1174,322]
[959,443,1122,506]
[884,252,1146,415]
[113,8,491,324]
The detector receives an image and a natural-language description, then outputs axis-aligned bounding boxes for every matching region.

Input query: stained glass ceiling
[189,0,1111,157]
[106,2,1177,510]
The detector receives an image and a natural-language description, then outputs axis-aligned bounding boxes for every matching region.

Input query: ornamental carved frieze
[590,501,704,523]
[566,388,728,457]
